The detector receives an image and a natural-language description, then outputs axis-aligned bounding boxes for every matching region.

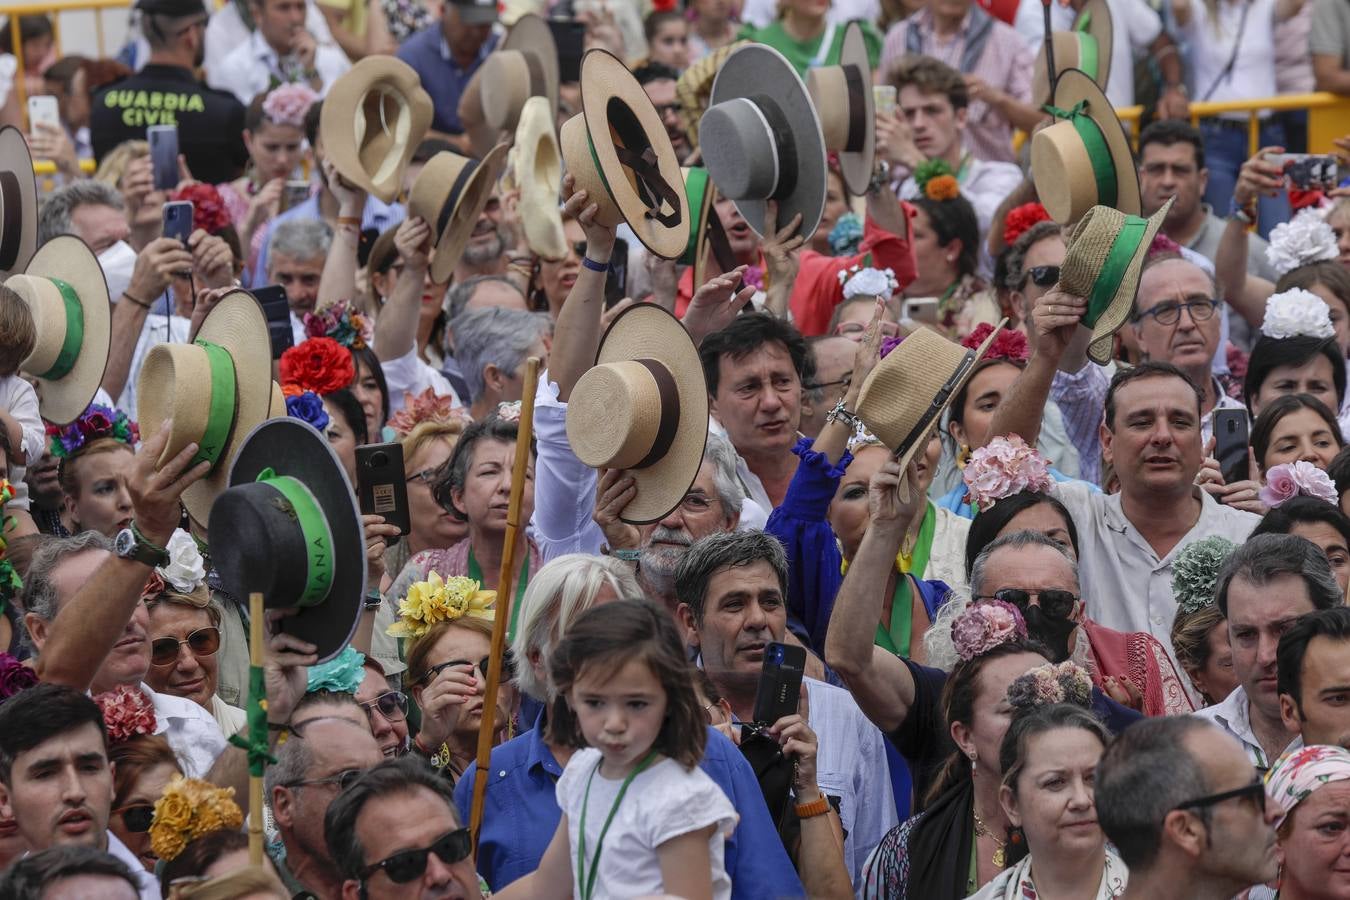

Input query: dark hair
[949,357,1023,434]
[1104,360,1204,430]
[157,828,251,895]
[1216,532,1343,617]
[885,53,968,110]
[673,530,788,624]
[245,87,306,133]
[965,491,1080,578]
[413,138,453,164]
[1138,119,1206,172]
[41,55,87,89]
[1243,335,1347,415]
[1277,606,1350,713]
[0,413,11,475]
[349,345,390,430]
[0,845,139,900]
[1277,261,1350,320]
[912,194,980,279]
[1329,443,1350,500]
[642,10,684,45]
[1249,393,1344,475]
[1252,495,1350,560]
[632,60,680,85]
[0,15,53,50]
[698,312,811,398]
[547,599,707,770]
[304,100,323,151]
[322,388,368,446]
[109,734,180,810]
[433,414,534,522]
[0,683,106,784]
[1003,220,1064,291]
[324,755,459,882]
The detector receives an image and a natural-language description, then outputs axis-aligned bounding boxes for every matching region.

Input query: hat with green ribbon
[680,166,734,289]
[1061,198,1173,365]
[0,126,37,279]
[208,418,367,664]
[136,289,273,530]
[1032,0,1114,109]
[1032,67,1139,225]
[5,235,110,425]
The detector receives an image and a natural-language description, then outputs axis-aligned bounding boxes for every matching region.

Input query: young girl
[496,599,737,900]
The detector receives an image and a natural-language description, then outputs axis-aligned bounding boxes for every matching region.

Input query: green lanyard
[466,548,529,642]
[577,751,657,900]
[874,503,936,658]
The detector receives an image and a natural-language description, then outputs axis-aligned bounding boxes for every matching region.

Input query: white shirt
[203,0,335,83]
[207,29,351,106]
[740,0,881,28]
[380,346,468,416]
[1194,685,1302,769]
[1179,0,1277,111]
[106,830,161,900]
[899,154,1023,239]
[0,375,45,512]
[1013,0,1163,107]
[119,312,193,420]
[149,685,228,779]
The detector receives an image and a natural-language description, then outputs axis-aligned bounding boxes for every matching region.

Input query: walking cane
[1043,0,1058,99]
[230,592,275,868]
[469,357,541,850]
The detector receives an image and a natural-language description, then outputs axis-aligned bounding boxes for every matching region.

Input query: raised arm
[551,174,617,401]
[372,217,432,362]
[316,158,367,312]
[987,285,1087,448]
[1217,148,1283,326]
[101,237,193,401]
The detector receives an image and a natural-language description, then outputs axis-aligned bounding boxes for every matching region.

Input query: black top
[91,64,247,185]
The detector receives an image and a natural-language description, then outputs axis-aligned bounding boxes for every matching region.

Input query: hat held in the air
[805,21,875,196]
[321,56,434,204]
[1032,0,1113,109]
[0,126,37,278]
[408,143,511,284]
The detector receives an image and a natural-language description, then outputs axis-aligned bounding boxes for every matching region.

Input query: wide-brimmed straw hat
[208,418,366,663]
[408,142,510,284]
[1061,198,1173,365]
[321,56,434,204]
[135,290,273,528]
[560,49,690,260]
[805,22,875,196]
[681,166,733,289]
[6,236,110,425]
[1031,68,1139,225]
[700,43,826,242]
[566,304,708,524]
[509,96,566,261]
[0,127,36,278]
[856,322,1005,493]
[676,41,748,152]
[481,15,559,136]
[1032,0,1113,109]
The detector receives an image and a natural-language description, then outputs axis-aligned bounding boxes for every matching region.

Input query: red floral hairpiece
[1003,202,1050,246]
[961,323,1029,362]
[94,685,157,744]
[169,183,232,236]
[279,337,355,396]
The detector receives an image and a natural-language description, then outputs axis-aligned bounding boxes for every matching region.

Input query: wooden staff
[1042,0,1057,99]
[470,357,541,850]
[247,592,265,868]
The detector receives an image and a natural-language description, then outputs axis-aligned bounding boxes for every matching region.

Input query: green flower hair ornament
[0,480,19,614]
[306,646,366,694]
[1172,536,1238,616]
[913,158,955,194]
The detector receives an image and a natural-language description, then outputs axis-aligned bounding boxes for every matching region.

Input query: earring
[956,444,972,469]
[969,753,977,773]
[1008,826,1024,847]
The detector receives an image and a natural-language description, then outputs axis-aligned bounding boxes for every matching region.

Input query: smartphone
[903,296,940,325]
[27,95,58,136]
[147,124,179,191]
[604,237,629,307]
[873,84,897,117]
[1269,153,1340,191]
[548,19,587,83]
[280,179,310,213]
[356,442,411,536]
[254,284,294,360]
[750,641,806,727]
[162,201,194,245]
[1214,408,1250,484]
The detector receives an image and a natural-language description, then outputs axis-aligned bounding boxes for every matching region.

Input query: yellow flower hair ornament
[149,775,243,862]
[386,571,497,639]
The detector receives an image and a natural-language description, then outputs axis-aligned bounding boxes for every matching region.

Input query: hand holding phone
[27,96,59,136]
[254,284,295,360]
[148,124,180,191]
[751,642,806,727]
[356,443,411,537]
[1213,408,1250,484]
[162,201,194,245]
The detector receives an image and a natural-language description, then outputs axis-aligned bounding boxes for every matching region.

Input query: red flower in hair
[962,323,1029,362]
[1003,203,1050,246]
[1148,233,1182,258]
[170,183,232,236]
[280,338,355,396]
[1289,189,1325,212]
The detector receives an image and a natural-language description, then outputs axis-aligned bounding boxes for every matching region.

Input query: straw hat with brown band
[675,41,749,152]
[408,142,511,284]
[560,49,690,261]
[681,167,734,289]
[805,21,875,196]
[480,14,560,137]
[0,127,36,278]
[321,56,434,204]
[1032,0,1113,110]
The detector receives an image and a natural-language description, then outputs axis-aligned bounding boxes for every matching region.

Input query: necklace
[972,809,1007,867]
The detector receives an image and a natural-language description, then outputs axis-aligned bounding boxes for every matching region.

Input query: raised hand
[683,265,755,347]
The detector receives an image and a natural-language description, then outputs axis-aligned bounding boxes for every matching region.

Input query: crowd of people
[1,0,1350,896]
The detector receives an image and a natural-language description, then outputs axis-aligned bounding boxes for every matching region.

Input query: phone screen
[604,238,629,307]
[148,125,179,191]
[254,285,294,360]
[162,201,194,245]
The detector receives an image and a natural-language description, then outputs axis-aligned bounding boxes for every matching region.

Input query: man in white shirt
[208,0,350,105]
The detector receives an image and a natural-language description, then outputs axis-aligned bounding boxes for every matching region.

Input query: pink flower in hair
[962,435,1053,510]
[952,600,1027,662]
[1259,460,1338,508]
[94,685,157,744]
[261,83,319,128]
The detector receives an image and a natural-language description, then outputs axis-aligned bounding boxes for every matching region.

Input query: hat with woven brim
[566,304,708,524]
[1061,198,1173,365]
[208,418,366,664]
[676,41,749,151]
[6,236,110,425]
[700,43,827,242]
[135,289,273,527]
[408,142,510,284]
[322,56,434,204]
[510,96,567,261]
[1032,68,1139,225]
[560,49,690,260]
[0,127,36,278]
[1032,0,1113,110]
[806,22,875,196]
[481,15,559,136]
[681,166,734,289]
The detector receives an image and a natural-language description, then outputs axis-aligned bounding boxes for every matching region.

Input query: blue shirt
[250,194,405,288]
[454,712,806,897]
[396,26,498,134]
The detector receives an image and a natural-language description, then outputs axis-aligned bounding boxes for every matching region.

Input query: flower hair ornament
[1003,202,1050,246]
[149,775,244,863]
[914,159,961,202]
[961,323,1028,362]
[387,571,496,639]
[279,337,356,395]
[94,685,158,744]
[169,183,232,236]
[1260,460,1339,508]
[838,265,900,301]
[153,529,209,595]
[0,481,20,612]
[1171,536,1237,616]
[828,212,864,256]
[285,390,331,433]
[387,387,468,438]
[303,300,374,351]
[962,435,1054,511]
[307,646,366,694]
[952,600,1028,662]
[0,653,38,704]
[1261,288,1336,341]
[1005,660,1093,713]
[261,82,319,128]
[493,401,523,424]
[1266,208,1339,277]
[46,403,138,458]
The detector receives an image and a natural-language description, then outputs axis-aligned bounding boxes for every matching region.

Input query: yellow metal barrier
[1113,92,1350,155]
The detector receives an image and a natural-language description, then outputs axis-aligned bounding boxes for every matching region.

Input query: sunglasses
[1024,265,1060,288]
[1173,778,1267,815]
[359,690,409,723]
[150,627,221,667]
[362,828,472,884]
[975,588,1078,620]
[420,652,515,684]
[284,768,364,792]
[113,804,154,833]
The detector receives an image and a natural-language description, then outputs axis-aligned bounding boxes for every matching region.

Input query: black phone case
[356,443,411,536]
[751,642,806,726]
[1214,409,1249,484]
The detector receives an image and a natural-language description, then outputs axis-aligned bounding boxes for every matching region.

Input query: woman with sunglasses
[356,657,411,759]
[142,571,243,737]
[1254,744,1350,900]
[108,734,182,872]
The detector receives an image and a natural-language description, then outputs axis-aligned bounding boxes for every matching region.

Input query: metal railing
[1114,92,1350,154]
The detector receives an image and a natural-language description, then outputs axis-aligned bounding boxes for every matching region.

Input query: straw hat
[560,49,690,260]
[0,127,36,278]
[321,56,434,204]
[6,236,110,425]
[208,418,366,664]
[135,290,273,527]
[481,14,559,136]
[700,44,827,242]
[1031,68,1139,225]
[1032,0,1113,109]
[1061,198,1173,365]
[510,96,566,261]
[681,166,733,289]
[408,142,510,284]
[805,22,875,196]
[566,304,708,524]
[676,41,748,152]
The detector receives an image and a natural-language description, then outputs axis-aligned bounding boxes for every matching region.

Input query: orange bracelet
[794,795,830,819]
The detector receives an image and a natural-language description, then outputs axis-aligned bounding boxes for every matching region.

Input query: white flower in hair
[1266,208,1338,277]
[840,267,899,301]
[1261,288,1336,340]
[159,529,206,594]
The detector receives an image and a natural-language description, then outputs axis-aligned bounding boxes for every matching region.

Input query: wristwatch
[115,524,170,568]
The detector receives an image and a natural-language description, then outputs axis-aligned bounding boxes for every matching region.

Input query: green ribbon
[874,502,935,658]
[192,340,238,472]
[1083,216,1148,329]
[1044,100,1117,209]
[467,549,529,643]
[227,664,277,776]
[681,167,709,265]
[586,131,615,203]
[38,279,83,381]
[254,467,335,607]
[577,750,657,900]
[1074,11,1099,82]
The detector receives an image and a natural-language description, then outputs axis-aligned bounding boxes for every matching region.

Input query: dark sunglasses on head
[150,627,221,667]
[1024,265,1060,288]
[359,690,409,722]
[1173,778,1267,815]
[976,588,1078,619]
[114,804,154,833]
[362,828,472,884]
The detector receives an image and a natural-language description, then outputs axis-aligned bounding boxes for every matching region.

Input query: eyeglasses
[975,588,1079,620]
[113,804,154,833]
[804,375,852,393]
[283,768,364,792]
[361,828,472,883]
[359,690,408,723]
[420,652,516,684]
[1023,265,1060,288]
[150,627,221,667]
[1173,778,1267,815]
[835,320,900,340]
[406,468,440,485]
[1134,298,1220,326]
